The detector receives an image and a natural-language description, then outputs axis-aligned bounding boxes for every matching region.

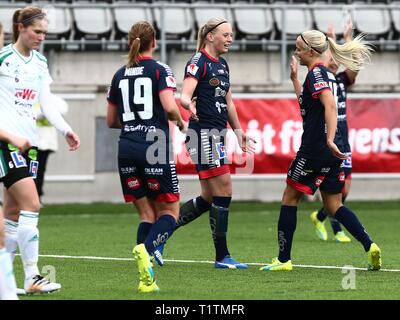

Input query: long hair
[127,21,155,68]
[12,6,46,43]
[196,17,228,52]
[300,30,373,72]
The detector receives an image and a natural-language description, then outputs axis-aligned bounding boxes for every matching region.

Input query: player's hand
[240,133,257,154]
[343,19,354,42]
[178,120,188,133]
[65,131,81,151]
[290,56,298,81]
[188,97,199,121]
[327,24,336,41]
[327,140,348,160]
[9,135,31,153]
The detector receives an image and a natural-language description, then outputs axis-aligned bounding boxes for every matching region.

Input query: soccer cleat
[24,275,61,294]
[132,243,157,289]
[334,231,351,243]
[367,243,382,271]
[259,257,293,271]
[214,255,248,269]
[138,280,160,293]
[310,211,328,241]
[152,244,165,267]
[16,288,26,295]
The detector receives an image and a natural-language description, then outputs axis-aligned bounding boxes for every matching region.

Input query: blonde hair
[196,17,228,52]
[127,21,155,68]
[12,6,46,43]
[300,30,373,72]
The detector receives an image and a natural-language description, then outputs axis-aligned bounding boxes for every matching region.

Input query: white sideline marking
[27,254,400,272]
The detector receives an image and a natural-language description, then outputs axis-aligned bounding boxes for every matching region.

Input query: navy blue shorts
[286,155,345,195]
[185,128,230,180]
[118,157,180,203]
[0,142,38,189]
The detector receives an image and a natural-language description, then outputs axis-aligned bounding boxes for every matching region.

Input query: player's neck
[13,41,31,58]
[308,59,324,71]
[139,49,152,58]
[203,46,220,61]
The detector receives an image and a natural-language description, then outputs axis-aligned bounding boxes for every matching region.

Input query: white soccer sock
[17,211,40,280]
[0,248,18,300]
[5,219,18,262]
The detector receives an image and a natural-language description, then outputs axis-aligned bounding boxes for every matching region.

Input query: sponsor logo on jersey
[187,63,199,76]
[209,78,220,86]
[166,76,177,88]
[215,101,227,113]
[145,168,164,175]
[327,72,336,81]
[147,179,161,191]
[121,167,137,174]
[123,124,156,133]
[217,69,225,74]
[216,142,227,159]
[10,151,27,168]
[314,81,329,90]
[215,87,227,98]
[339,171,345,182]
[321,167,330,173]
[29,160,39,179]
[126,177,141,189]
[15,89,37,101]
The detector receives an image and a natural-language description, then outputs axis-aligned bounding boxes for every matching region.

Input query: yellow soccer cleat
[367,243,382,271]
[310,211,328,241]
[334,231,351,243]
[138,281,160,293]
[132,244,157,288]
[259,257,293,271]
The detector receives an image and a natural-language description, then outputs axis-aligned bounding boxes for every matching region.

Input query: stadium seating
[1,0,399,49]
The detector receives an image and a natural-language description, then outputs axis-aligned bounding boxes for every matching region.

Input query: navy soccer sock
[316,208,327,222]
[209,196,231,261]
[329,217,343,234]
[277,205,297,263]
[144,215,176,255]
[136,222,153,244]
[334,206,373,252]
[176,196,211,230]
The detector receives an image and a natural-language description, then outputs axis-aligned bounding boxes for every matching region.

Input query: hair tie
[299,33,324,54]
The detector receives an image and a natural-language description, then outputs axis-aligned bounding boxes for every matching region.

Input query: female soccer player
[260,29,381,271]
[309,22,358,243]
[0,129,31,300]
[175,18,255,269]
[1,6,80,294]
[107,21,187,293]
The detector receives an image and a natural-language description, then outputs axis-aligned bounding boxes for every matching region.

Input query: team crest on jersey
[187,64,199,76]
[209,78,220,86]
[166,76,176,88]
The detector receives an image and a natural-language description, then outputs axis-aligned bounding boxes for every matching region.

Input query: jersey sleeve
[157,62,177,93]
[107,74,119,106]
[308,66,331,98]
[184,52,205,80]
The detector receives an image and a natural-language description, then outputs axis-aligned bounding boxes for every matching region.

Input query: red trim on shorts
[286,177,314,195]
[156,193,180,203]
[124,194,137,203]
[198,165,230,180]
[346,173,352,180]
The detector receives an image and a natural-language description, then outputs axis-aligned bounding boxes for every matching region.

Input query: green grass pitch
[14,201,400,300]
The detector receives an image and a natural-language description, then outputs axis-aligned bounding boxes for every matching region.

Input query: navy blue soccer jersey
[297,63,344,162]
[107,57,177,153]
[335,71,353,153]
[184,49,230,130]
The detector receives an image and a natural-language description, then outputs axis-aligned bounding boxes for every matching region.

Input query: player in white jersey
[0,129,31,300]
[0,6,80,294]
